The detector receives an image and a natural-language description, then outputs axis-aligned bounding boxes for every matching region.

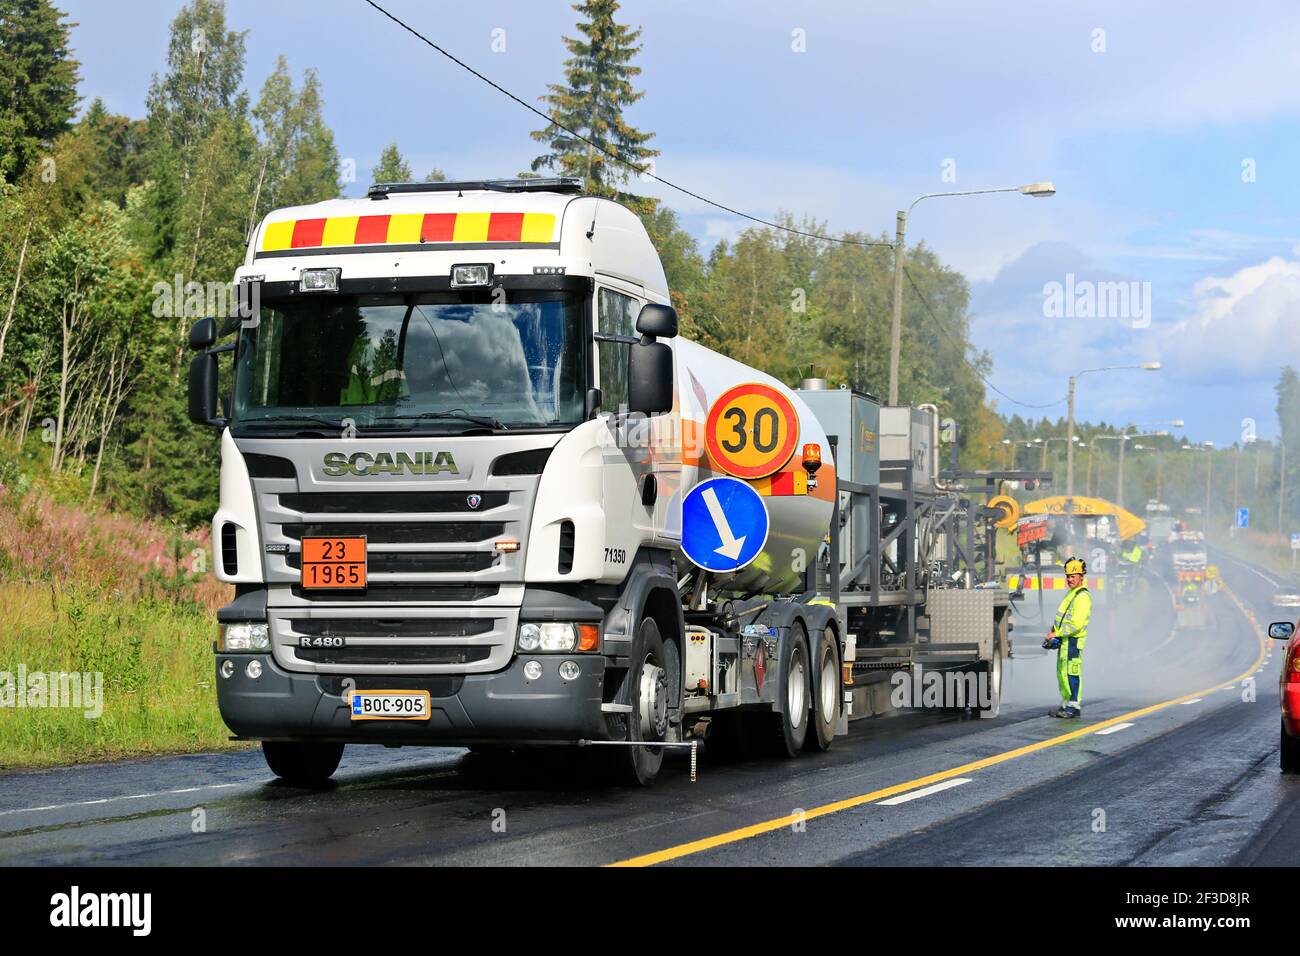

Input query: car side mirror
[628,338,673,415]
[188,352,221,426]
[189,316,217,350]
[635,303,678,339]
[1269,621,1296,640]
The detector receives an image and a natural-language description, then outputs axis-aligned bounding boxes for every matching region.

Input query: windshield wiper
[241,415,355,431]
[378,410,507,430]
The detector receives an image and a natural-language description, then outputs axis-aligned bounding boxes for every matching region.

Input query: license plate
[301,536,367,589]
[349,691,431,721]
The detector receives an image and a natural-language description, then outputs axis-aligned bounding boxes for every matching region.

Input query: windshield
[231,291,586,433]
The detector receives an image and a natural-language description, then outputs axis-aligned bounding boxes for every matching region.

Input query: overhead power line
[361,0,894,249]
[903,266,1067,411]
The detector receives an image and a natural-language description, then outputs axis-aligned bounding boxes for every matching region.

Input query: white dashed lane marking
[0,783,243,817]
[877,778,972,806]
[1095,722,1135,736]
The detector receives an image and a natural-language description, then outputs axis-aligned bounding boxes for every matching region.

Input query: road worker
[1042,557,1091,718]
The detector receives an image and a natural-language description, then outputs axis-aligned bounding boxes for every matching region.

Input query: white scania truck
[188,178,1012,786]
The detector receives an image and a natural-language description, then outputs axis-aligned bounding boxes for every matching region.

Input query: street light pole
[887,182,1055,405]
[1065,363,1161,506]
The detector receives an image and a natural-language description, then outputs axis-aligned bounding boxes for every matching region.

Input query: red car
[1269,620,1300,773]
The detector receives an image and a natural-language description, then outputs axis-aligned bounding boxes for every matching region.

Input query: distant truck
[186,177,1013,787]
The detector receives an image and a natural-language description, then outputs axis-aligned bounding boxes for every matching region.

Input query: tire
[608,617,675,786]
[978,632,1006,720]
[1282,719,1300,774]
[262,741,344,786]
[764,625,811,758]
[804,625,839,752]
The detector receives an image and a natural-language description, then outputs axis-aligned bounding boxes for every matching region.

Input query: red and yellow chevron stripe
[259,211,557,252]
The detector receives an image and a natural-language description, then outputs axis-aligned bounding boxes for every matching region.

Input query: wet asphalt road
[0,554,1295,866]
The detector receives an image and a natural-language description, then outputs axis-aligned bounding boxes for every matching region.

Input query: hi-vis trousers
[1057,637,1082,710]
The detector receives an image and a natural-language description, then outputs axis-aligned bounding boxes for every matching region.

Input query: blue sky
[60,0,1300,445]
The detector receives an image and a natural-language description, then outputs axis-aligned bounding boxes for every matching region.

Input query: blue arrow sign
[681,476,770,573]
[1291,532,1300,551]
[1236,507,1249,528]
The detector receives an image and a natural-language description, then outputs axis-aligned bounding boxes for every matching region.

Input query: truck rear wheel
[262,741,344,786]
[805,626,839,752]
[764,626,810,757]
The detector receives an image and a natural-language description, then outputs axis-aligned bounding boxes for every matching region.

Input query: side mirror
[188,352,220,426]
[1269,621,1296,641]
[628,339,673,415]
[189,317,217,350]
[635,303,678,339]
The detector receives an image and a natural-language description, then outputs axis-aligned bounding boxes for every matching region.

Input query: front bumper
[216,652,609,745]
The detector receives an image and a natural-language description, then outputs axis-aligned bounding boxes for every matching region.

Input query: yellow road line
[610,580,1267,868]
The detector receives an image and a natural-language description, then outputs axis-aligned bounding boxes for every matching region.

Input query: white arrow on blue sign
[1291,532,1300,551]
[681,476,770,573]
[1236,507,1249,528]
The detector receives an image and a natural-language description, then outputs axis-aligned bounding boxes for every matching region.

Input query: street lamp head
[1018,181,1056,198]
[1140,362,1161,370]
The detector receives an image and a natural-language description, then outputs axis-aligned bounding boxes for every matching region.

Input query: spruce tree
[530,0,658,200]
[0,0,81,182]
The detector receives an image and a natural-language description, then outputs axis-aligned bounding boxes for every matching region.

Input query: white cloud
[1163,256,1300,380]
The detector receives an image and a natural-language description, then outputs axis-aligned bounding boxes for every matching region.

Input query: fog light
[559,661,580,681]
[245,659,263,679]
[219,660,234,679]
[299,267,340,292]
[451,263,491,287]
[523,660,542,681]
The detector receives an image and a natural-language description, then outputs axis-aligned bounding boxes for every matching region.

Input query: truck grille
[289,584,500,603]
[295,646,493,666]
[295,619,493,638]
[277,491,509,514]
[285,551,497,574]
[281,521,506,544]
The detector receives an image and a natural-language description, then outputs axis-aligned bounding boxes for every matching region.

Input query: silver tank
[671,338,834,595]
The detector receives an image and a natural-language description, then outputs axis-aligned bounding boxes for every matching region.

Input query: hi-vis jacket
[1053,585,1092,648]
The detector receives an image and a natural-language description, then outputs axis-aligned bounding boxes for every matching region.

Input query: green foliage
[531,0,658,199]
[251,58,340,218]
[0,0,80,183]
[372,141,412,183]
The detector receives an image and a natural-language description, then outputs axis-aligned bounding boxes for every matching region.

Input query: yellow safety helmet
[1064,557,1087,576]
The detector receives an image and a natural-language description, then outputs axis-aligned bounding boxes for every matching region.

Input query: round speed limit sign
[704,383,800,479]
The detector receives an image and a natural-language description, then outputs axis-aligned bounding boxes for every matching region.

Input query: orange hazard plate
[301,536,367,589]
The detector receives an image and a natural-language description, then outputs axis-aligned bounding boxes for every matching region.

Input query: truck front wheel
[262,741,344,787]
[609,617,677,786]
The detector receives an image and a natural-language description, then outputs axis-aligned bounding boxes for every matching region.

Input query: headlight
[517,622,577,652]
[221,622,270,652]
[516,622,599,653]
